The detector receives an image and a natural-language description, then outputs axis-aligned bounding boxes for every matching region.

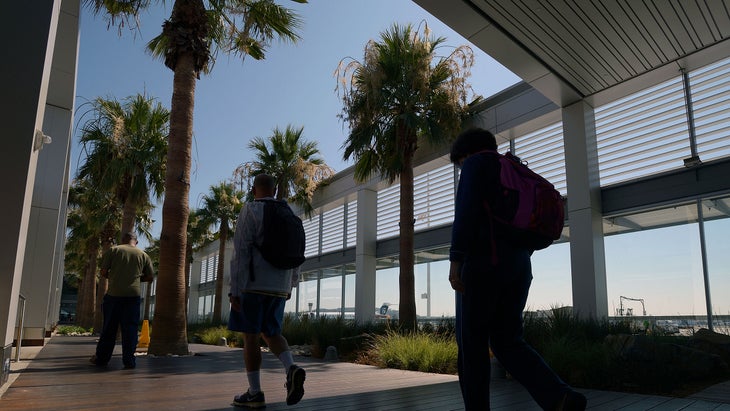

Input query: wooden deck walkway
[1,336,729,410]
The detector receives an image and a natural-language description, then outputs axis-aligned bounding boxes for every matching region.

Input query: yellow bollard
[137,319,150,349]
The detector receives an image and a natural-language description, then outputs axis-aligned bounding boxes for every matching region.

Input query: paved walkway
[1,336,729,410]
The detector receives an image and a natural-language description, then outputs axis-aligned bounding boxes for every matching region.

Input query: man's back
[231,200,295,296]
[102,244,153,297]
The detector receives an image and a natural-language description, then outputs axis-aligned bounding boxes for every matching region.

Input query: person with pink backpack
[448,128,586,411]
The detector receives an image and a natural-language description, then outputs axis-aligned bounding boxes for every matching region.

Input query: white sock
[247,370,261,394]
[278,350,295,370]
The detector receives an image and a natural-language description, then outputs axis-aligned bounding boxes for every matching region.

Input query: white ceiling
[414,0,730,107]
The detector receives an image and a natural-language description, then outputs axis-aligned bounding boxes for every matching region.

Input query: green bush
[282,314,390,359]
[56,325,92,335]
[188,322,241,346]
[204,326,238,346]
[365,331,458,374]
[183,309,728,396]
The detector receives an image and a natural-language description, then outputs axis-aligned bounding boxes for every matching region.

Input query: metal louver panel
[414,164,455,231]
[512,122,568,196]
[690,57,730,163]
[302,214,319,257]
[377,184,400,240]
[596,76,690,186]
[201,253,217,284]
[200,257,207,285]
[321,205,345,253]
[346,200,357,248]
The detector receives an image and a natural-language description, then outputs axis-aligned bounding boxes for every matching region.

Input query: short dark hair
[253,174,276,194]
[449,128,498,164]
[122,232,137,243]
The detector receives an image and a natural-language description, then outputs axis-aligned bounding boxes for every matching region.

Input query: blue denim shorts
[228,292,285,336]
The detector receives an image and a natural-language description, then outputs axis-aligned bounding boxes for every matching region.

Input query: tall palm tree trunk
[121,193,137,234]
[212,221,228,323]
[93,230,115,332]
[149,52,196,356]
[399,140,417,331]
[276,180,287,200]
[76,241,98,329]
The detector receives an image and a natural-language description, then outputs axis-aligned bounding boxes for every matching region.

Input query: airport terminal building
[4,0,730,387]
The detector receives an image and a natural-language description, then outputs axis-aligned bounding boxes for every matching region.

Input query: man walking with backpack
[449,128,586,411]
[228,173,306,408]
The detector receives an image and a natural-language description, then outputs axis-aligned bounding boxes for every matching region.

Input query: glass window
[320,268,343,317]
[605,223,705,318]
[298,271,318,318]
[704,200,730,335]
[375,260,399,319]
[198,296,205,319]
[204,294,213,321]
[344,266,356,319]
[285,286,297,314]
[527,242,573,311]
[415,259,454,318]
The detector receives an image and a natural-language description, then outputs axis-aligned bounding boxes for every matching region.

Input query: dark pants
[95,294,141,367]
[456,249,569,410]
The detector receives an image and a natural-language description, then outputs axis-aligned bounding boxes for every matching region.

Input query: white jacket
[229,197,299,296]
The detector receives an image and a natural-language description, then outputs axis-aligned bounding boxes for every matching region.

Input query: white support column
[188,259,203,323]
[20,0,79,346]
[562,101,608,319]
[354,188,377,323]
[0,0,61,376]
[222,240,234,323]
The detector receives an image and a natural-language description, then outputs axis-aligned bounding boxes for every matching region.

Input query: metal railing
[15,293,26,362]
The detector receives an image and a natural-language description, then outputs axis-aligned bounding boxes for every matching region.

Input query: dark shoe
[233,391,266,408]
[285,365,306,405]
[556,390,587,411]
[89,355,105,367]
[123,364,136,370]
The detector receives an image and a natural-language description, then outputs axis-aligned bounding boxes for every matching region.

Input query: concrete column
[354,188,377,323]
[20,0,79,346]
[222,240,234,323]
[188,259,203,323]
[562,101,609,319]
[0,0,61,380]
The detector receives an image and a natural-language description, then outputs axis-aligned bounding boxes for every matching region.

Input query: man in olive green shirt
[90,232,154,369]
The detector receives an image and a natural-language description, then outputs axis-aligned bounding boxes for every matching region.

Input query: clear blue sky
[72,0,519,220]
[72,1,729,319]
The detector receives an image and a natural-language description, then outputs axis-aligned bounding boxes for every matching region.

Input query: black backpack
[254,199,306,270]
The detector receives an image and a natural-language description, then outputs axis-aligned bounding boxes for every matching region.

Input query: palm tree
[65,179,121,329]
[336,23,478,330]
[76,93,167,331]
[77,93,169,235]
[197,182,243,323]
[64,205,100,329]
[242,124,333,214]
[84,0,306,355]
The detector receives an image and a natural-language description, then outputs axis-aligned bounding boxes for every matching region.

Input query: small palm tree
[197,182,244,323]
[336,23,479,330]
[242,124,333,214]
[77,93,169,235]
[84,0,306,355]
[65,179,121,329]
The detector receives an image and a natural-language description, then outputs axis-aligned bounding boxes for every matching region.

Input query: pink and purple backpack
[481,150,565,251]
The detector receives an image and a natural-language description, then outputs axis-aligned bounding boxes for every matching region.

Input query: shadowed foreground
[1,336,729,410]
